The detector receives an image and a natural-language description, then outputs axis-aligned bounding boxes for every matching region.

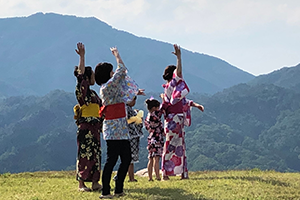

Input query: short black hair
[95,62,113,85]
[145,99,160,111]
[162,65,176,81]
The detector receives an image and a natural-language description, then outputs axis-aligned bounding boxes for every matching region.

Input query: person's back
[95,47,138,199]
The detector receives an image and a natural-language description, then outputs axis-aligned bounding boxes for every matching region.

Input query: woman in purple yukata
[74,42,103,192]
[161,44,204,180]
[95,47,143,199]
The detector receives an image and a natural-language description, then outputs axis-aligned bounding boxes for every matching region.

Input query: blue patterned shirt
[100,63,131,140]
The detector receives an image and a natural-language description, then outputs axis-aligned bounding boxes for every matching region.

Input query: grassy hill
[1,169,300,200]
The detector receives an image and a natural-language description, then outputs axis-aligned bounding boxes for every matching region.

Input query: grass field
[1,169,300,200]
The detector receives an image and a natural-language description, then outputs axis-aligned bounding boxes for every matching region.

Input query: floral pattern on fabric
[126,105,143,138]
[163,69,189,105]
[75,73,102,182]
[144,110,164,158]
[121,75,139,103]
[126,105,143,163]
[100,63,138,140]
[161,70,191,177]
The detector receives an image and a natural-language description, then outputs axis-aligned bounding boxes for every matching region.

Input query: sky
[0,0,299,76]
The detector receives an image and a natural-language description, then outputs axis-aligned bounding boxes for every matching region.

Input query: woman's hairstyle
[74,66,93,81]
[162,65,176,81]
[95,62,113,85]
[145,98,160,111]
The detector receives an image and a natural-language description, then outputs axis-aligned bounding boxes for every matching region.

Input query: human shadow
[129,187,215,200]
[191,175,290,187]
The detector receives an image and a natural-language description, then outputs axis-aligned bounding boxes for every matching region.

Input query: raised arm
[110,47,124,66]
[172,44,182,78]
[75,42,85,75]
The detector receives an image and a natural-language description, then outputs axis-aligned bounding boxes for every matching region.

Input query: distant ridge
[0,12,254,97]
[249,63,300,93]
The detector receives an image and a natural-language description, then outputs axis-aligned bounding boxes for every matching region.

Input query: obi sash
[80,103,100,118]
[99,102,126,120]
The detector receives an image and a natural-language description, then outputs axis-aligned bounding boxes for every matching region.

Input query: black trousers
[102,140,131,195]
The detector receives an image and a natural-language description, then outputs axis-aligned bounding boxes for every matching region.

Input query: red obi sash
[99,102,126,120]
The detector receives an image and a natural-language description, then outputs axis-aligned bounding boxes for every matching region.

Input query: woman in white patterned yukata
[95,47,143,199]
[161,44,204,180]
[74,42,103,192]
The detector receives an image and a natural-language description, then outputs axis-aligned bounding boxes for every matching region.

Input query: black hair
[74,66,93,81]
[145,98,160,111]
[95,62,113,85]
[162,65,176,81]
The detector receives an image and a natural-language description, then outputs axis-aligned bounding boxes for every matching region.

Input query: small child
[126,96,144,182]
[144,98,164,181]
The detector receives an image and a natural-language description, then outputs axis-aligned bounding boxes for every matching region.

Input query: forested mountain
[1,81,300,173]
[0,12,254,97]
[186,83,300,172]
[249,63,300,93]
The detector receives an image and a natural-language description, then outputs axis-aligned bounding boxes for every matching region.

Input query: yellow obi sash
[81,103,100,118]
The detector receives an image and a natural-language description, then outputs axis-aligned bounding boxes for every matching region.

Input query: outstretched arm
[172,44,182,78]
[137,89,146,96]
[75,42,85,75]
[191,102,204,112]
[110,47,124,66]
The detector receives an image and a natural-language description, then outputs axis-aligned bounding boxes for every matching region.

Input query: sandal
[99,194,113,199]
[128,179,138,182]
[78,187,92,192]
[114,192,126,197]
[92,183,103,191]
[148,178,153,181]
[155,177,161,181]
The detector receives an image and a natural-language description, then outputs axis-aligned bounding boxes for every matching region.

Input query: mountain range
[0,63,300,173]
[0,12,254,97]
[1,12,300,174]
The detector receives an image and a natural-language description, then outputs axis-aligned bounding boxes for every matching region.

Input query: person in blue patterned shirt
[95,47,142,199]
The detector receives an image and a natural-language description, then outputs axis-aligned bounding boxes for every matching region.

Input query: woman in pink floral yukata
[161,44,204,180]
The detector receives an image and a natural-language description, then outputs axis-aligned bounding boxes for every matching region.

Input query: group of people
[73,42,204,199]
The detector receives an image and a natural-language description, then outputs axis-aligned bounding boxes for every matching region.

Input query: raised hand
[110,47,119,57]
[75,42,85,57]
[137,89,146,96]
[172,44,182,77]
[172,44,181,58]
[110,46,124,65]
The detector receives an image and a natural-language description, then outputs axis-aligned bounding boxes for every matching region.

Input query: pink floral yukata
[161,69,193,178]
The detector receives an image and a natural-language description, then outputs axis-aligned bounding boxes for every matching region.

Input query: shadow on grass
[191,176,290,187]
[129,187,214,200]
